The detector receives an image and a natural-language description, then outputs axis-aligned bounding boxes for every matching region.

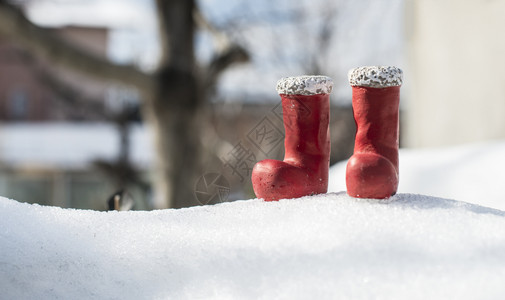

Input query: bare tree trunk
[146,0,202,208]
[144,71,203,208]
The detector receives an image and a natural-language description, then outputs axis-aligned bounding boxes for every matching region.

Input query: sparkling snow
[2,193,505,299]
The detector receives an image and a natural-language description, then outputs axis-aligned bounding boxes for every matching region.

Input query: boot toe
[345,153,398,199]
[252,159,326,201]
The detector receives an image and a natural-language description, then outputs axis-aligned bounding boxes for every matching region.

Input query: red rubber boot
[252,76,333,201]
[346,66,403,199]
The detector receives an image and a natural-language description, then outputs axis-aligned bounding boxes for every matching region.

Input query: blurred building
[0,25,110,121]
[0,25,149,210]
[404,0,505,148]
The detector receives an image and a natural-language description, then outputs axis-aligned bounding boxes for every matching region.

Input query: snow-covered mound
[2,193,505,299]
[330,140,505,211]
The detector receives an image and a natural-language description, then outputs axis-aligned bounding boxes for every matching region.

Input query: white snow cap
[348,66,403,88]
[276,75,333,95]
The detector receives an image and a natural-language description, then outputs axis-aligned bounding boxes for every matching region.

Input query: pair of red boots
[252,66,403,201]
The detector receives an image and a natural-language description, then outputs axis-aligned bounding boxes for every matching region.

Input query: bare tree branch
[39,69,108,119]
[203,45,249,91]
[0,2,154,95]
[193,6,250,92]
[193,7,230,52]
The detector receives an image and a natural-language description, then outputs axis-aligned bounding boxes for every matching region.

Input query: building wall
[404,0,505,148]
[50,26,111,109]
[55,26,108,58]
[0,26,110,122]
[0,40,54,121]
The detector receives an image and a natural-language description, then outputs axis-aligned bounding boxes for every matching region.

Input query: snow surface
[2,192,505,299]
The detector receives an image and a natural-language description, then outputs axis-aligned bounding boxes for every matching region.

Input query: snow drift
[2,193,505,299]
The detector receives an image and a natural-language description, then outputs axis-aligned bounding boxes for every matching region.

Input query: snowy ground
[2,193,505,299]
[2,141,505,299]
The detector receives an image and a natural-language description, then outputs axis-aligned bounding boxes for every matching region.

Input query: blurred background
[0,0,503,210]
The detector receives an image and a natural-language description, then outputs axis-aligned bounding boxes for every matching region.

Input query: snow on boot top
[348,66,403,88]
[276,75,333,95]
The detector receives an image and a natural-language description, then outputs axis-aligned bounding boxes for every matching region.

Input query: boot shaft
[351,86,400,169]
[280,93,331,164]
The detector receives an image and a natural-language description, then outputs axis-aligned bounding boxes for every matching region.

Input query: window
[8,87,29,120]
